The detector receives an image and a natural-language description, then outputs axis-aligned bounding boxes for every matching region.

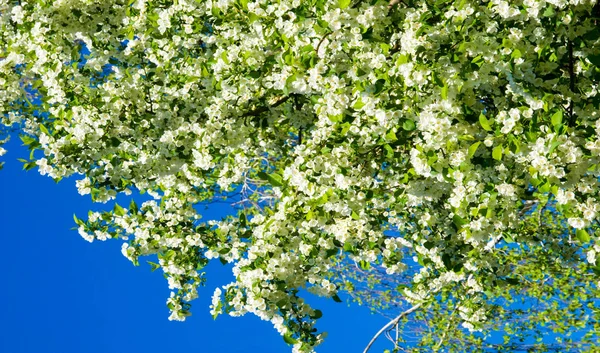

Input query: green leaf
[396,55,408,67]
[453,214,468,229]
[548,140,561,155]
[353,98,365,110]
[576,229,590,243]
[328,114,343,123]
[343,242,355,253]
[373,79,386,95]
[240,212,247,227]
[542,6,554,17]
[441,83,448,100]
[73,214,84,226]
[114,203,126,216]
[147,261,160,272]
[442,253,453,270]
[23,161,37,171]
[385,130,398,142]
[19,134,36,146]
[316,192,329,206]
[479,113,492,131]
[129,199,138,214]
[468,141,481,158]
[306,210,314,220]
[359,260,370,270]
[39,124,49,135]
[257,171,269,181]
[340,122,351,135]
[351,211,360,220]
[459,134,475,141]
[283,333,298,345]
[332,293,342,303]
[583,27,600,41]
[338,0,351,8]
[551,110,563,127]
[471,55,484,67]
[587,54,600,67]
[109,137,120,147]
[402,119,416,131]
[311,309,323,319]
[379,43,390,55]
[285,74,297,94]
[511,48,522,60]
[384,144,394,158]
[432,72,444,87]
[492,145,503,161]
[257,171,283,187]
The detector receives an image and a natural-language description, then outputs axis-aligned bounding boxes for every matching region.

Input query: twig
[567,39,576,127]
[388,0,406,9]
[518,199,538,218]
[316,32,333,55]
[485,234,504,251]
[434,307,458,351]
[242,95,294,118]
[363,302,423,353]
[538,194,553,229]
[384,329,395,346]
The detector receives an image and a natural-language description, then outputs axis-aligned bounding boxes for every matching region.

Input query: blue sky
[0,135,390,353]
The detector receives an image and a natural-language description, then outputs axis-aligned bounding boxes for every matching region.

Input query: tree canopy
[2,0,600,351]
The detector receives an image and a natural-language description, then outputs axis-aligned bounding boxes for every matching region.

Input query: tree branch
[567,39,576,127]
[363,302,423,353]
[316,32,332,55]
[388,0,406,9]
[242,95,293,118]
[433,307,458,351]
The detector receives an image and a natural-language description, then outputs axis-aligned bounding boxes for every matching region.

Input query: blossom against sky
[0,136,388,353]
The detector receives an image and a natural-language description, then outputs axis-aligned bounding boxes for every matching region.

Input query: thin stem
[243,94,295,118]
[316,32,332,55]
[434,307,458,351]
[363,302,423,353]
[388,0,407,9]
[567,39,576,127]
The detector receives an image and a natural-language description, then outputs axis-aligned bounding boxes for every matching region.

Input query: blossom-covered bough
[1,0,600,351]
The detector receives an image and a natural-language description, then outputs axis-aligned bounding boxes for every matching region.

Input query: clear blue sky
[0,135,390,353]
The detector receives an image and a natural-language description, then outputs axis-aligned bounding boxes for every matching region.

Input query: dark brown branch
[388,0,407,9]
[242,95,293,118]
[567,39,576,127]
[316,32,332,55]
[388,0,408,56]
